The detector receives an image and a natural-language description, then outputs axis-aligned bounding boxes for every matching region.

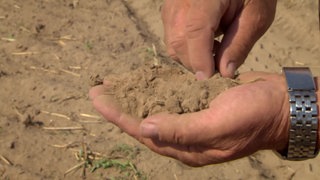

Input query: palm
[90,72,289,166]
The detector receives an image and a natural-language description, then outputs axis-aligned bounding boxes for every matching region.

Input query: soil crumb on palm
[107,63,238,118]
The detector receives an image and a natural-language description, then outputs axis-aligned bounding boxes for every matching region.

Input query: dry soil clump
[107,63,237,118]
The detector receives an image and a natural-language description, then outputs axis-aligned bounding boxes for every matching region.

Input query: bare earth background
[0,0,319,179]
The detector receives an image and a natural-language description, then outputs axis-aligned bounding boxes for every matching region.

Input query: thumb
[217,0,276,78]
[140,111,213,145]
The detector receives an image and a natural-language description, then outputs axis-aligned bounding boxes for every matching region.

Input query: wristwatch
[279,67,319,160]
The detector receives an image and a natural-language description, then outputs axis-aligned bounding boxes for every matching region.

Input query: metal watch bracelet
[281,67,319,160]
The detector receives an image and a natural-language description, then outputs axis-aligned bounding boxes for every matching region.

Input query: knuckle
[169,36,185,50]
[166,47,179,62]
[172,129,187,145]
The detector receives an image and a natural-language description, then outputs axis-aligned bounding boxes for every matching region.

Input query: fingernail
[140,123,159,138]
[195,71,207,80]
[227,62,236,78]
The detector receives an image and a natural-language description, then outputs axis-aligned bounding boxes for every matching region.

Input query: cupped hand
[162,0,277,79]
[89,72,289,166]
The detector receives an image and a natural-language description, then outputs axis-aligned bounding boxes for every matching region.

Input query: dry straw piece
[41,110,71,120]
[43,127,84,130]
[12,52,39,55]
[78,120,102,124]
[64,161,86,176]
[1,37,15,42]
[79,113,100,119]
[30,66,58,74]
[0,155,13,166]
[59,69,81,77]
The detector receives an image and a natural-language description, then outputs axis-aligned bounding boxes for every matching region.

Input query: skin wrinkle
[208,148,245,165]
[184,149,220,166]
[170,145,197,163]
[170,36,186,51]
[179,148,202,165]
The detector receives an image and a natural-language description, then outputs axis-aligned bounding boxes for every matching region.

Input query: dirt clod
[108,63,237,118]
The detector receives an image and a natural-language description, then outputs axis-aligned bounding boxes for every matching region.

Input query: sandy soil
[0,0,319,179]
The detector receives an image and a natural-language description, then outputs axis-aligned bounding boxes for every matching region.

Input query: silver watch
[281,67,319,160]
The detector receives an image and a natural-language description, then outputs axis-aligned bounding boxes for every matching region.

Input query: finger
[92,95,142,138]
[185,1,226,79]
[140,110,216,145]
[186,8,214,79]
[161,0,178,61]
[169,9,192,68]
[216,0,277,78]
[89,85,106,100]
[162,0,192,68]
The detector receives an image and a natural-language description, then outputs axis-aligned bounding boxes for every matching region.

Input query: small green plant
[9,34,14,38]
[85,41,93,50]
[90,158,146,179]
[145,47,154,56]
[144,44,161,67]
[65,143,146,179]
[1,34,15,42]
[91,159,130,172]
[111,143,140,159]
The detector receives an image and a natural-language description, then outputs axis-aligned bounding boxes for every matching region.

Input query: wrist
[276,74,290,151]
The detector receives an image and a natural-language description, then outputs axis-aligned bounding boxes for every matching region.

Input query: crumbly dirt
[108,62,237,118]
[0,0,319,180]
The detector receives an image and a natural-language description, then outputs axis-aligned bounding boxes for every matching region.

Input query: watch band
[282,67,319,160]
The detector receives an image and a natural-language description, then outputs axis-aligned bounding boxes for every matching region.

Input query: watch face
[283,67,316,91]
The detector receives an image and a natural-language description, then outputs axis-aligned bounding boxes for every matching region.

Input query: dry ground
[0,0,319,179]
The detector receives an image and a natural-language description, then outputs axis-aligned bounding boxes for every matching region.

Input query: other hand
[162,0,277,79]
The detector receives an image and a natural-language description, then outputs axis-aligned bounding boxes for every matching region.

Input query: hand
[162,0,277,79]
[89,72,290,166]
